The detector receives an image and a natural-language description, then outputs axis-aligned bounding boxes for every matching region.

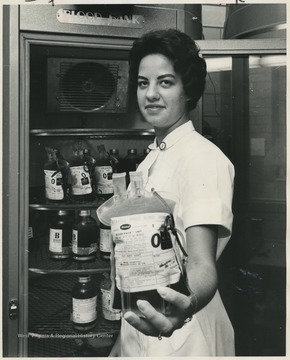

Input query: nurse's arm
[123,225,218,337]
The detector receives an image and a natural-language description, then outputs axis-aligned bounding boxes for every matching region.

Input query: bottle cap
[58,210,69,216]
[78,275,91,282]
[110,149,119,155]
[79,210,90,216]
[128,148,137,154]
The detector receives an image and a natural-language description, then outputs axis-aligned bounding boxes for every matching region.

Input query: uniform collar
[148,121,195,151]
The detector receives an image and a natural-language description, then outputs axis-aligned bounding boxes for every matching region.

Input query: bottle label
[49,228,63,252]
[70,166,92,195]
[44,170,64,200]
[99,228,112,253]
[72,229,97,254]
[101,288,121,321]
[95,166,113,195]
[111,212,181,293]
[72,296,97,324]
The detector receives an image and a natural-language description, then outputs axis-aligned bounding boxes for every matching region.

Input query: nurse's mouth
[145,105,165,111]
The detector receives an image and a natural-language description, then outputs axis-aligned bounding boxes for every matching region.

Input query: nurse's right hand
[123,285,195,338]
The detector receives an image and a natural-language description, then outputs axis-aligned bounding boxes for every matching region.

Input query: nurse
[110,29,235,356]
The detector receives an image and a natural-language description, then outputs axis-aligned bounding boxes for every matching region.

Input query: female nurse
[110,29,235,357]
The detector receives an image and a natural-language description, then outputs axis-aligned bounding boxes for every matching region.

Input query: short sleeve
[179,149,235,258]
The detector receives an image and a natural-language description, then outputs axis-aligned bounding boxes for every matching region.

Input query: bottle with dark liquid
[109,148,122,173]
[123,148,139,188]
[99,222,111,261]
[99,172,126,261]
[83,148,97,197]
[72,210,99,261]
[95,144,114,199]
[44,147,65,202]
[70,148,93,203]
[100,272,121,322]
[72,275,97,332]
[49,210,74,259]
[120,274,190,316]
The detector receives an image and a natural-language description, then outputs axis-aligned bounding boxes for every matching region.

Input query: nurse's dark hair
[128,29,207,111]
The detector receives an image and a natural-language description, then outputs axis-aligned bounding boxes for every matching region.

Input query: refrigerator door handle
[9,300,18,320]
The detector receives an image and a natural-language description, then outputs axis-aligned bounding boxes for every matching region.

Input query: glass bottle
[99,222,111,261]
[95,144,114,199]
[44,147,65,202]
[70,148,93,203]
[83,148,97,179]
[72,275,97,332]
[100,272,121,322]
[72,210,99,261]
[56,149,70,198]
[123,148,139,188]
[49,210,74,259]
[109,148,122,173]
[99,172,126,261]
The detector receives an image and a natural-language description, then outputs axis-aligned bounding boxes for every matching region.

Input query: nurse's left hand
[123,286,195,338]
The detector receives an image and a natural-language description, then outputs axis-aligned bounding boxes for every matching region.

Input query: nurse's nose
[146,83,160,101]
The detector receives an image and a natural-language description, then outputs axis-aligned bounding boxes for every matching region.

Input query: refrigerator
[2,4,203,356]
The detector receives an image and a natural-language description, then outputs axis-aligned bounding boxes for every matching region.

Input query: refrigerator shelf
[30,128,155,139]
[28,318,120,337]
[29,237,111,274]
[29,202,103,211]
[28,336,116,357]
[29,186,106,211]
[28,336,113,357]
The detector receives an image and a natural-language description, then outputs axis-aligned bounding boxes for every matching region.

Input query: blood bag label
[49,228,63,252]
[70,166,92,195]
[44,170,64,200]
[111,212,181,293]
[72,296,97,324]
[95,166,113,194]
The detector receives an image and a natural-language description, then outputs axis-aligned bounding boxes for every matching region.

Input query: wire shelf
[28,274,120,357]
[29,235,111,274]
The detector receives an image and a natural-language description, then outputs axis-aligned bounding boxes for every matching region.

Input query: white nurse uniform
[120,120,235,356]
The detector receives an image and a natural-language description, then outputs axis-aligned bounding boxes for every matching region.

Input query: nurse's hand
[123,286,195,338]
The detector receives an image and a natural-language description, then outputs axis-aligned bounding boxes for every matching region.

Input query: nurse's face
[137,54,189,133]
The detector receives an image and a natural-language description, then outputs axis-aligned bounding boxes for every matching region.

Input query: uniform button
[159,142,166,150]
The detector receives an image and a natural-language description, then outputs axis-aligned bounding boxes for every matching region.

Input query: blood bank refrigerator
[2,4,202,357]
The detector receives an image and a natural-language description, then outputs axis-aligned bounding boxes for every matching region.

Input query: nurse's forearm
[186,261,218,314]
[185,225,218,314]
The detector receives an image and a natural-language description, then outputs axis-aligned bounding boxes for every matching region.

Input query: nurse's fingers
[123,300,174,337]
[157,286,193,313]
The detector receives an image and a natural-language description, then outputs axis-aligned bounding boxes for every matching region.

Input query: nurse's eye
[160,79,174,88]
[137,80,148,89]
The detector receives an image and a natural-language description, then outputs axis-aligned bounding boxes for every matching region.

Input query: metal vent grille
[59,62,118,112]
[47,58,129,114]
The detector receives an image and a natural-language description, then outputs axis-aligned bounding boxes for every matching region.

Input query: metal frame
[2,3,286,356]
[197,38,286,55]
[3,5,23,356]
